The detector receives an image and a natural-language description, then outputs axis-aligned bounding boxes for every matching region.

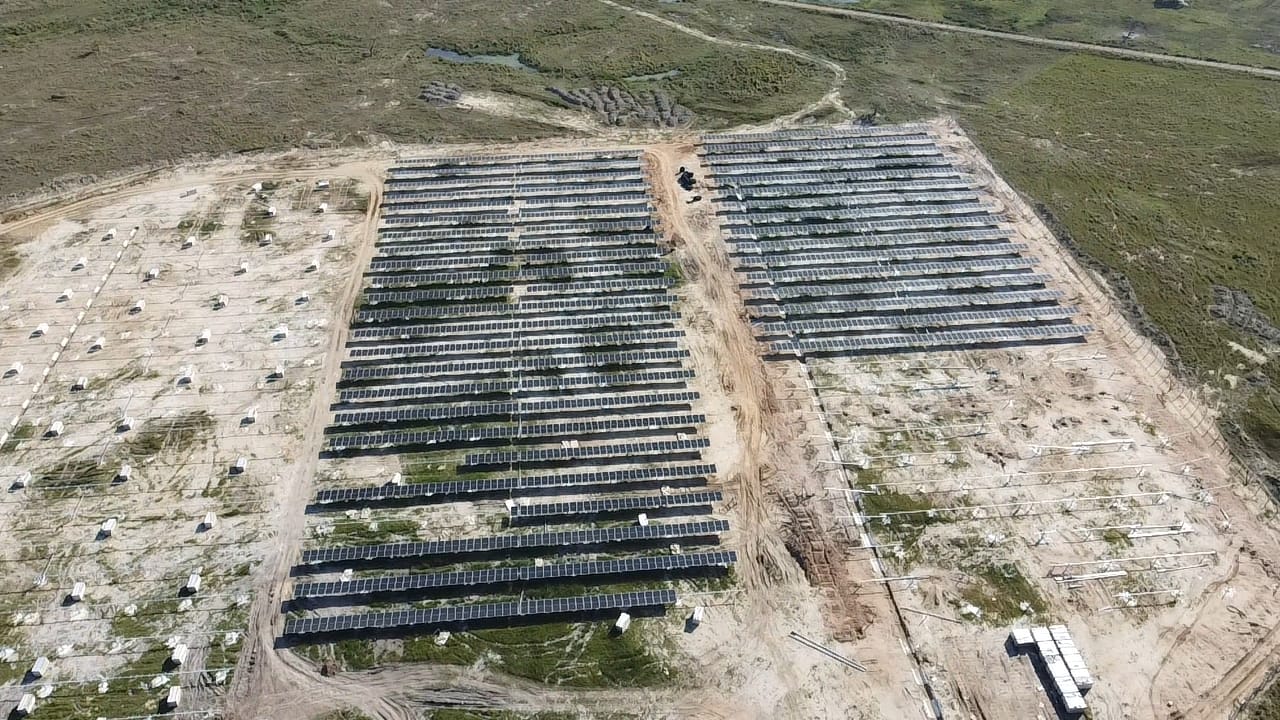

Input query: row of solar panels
[324,414,706,452]
[748,273,1054,302]
[464,438,711,467]
[313,464,716,505]
[373,232,663,258]
[721,190,981,213]
[364,262,670,288]
[337,369,695,403]
[768,324,1094,356]
[386,163,642,183]
[292,551,736,600]
[724,178,972,200]
[382,193,651,215]
[721,202,994,227]
[362,277,675,306]
[756,307,1079,337]
[732,243,1024,270]
[339,349,690,384]
[331,391,700,426]
[382,181,649,203]
[348,311,678,342]
[709,156,952,178]
[380,205,654,228]
[368,247,663,270]
[726,216,1000,240]
[384,170,645,193]
[730,228,1010,255]
[749,289,1065,319]
[397,150,641,166]
[702,133,932,154]
[742,258,1038,286]
[355,294,675,323]
[510,491,723,520]
[716,167,962,189]
[389,156,639,176]
[282,590,676,636]
[704,146,943,166]
[301,520,730,565]
[344,330,685,362]
[378,219,653,242]
[702,123,930,144]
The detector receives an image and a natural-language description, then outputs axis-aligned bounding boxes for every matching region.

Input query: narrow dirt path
[596,0,849,121]
[756,0,1280,80]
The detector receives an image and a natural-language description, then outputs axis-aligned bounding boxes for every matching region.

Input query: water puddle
[426,47,538,72]
[623,69,682,82]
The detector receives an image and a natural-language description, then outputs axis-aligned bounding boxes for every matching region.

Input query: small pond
[426,47,538,72]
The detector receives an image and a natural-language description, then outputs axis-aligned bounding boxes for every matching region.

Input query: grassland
[0,0,828,201]
[804,0,1280,70]
[307,622,673,688]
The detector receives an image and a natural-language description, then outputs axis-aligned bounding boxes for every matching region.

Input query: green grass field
[804,0,1280,69]
[0,0,828,200]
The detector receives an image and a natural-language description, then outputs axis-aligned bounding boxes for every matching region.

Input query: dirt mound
[1210,285,1280,344]
[419,81,462,106]
[548,86,693,127]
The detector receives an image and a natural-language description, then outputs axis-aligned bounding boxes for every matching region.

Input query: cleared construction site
[0,122,1273,720]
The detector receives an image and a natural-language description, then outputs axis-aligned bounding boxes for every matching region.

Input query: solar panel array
[292,551,737,600]
[698,125,1091,356]
[283,590,676,637]
[287,150,732,643]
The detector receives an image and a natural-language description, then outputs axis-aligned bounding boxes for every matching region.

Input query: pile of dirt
[1210,285,1280,344]
[547,86,693,127]
[419,81,462,106]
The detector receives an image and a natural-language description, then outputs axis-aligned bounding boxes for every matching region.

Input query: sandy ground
[0,119,1275,720]
[0,156,381,716]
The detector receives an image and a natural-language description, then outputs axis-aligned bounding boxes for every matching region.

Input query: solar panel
[728,190,980,212]
[381,192,650,215]
[768,324,1094,356]
[703,123,931,144]
[727,216,1000,240]
[291,551,736,600]
[763,274,1054,300]
[706,146,943,166]
[337,369,694,403]
[343,329,685,361]
[364,262,669,288]
[711,156,952,177]
[324,414,706,452]
[363,286,512,306]
[330,391,701,427]
[510,491,724,520]
[756,306,1079,336]
[766,289,1065,318]
[745,229,1010,254]
[299,520,729,565]
[720,167,962,189]
[727,179,972,200]
[313,463,716,505]
[348,311,678,341]
[355,294,674,323]
[382,181,649,203]
[463,438,710,467]
[282,590,676,636]
[722,202,994,227]
[338,349,690,383]
[733,243,1025,270]
[704,134,932,154]
[384,171,644,193]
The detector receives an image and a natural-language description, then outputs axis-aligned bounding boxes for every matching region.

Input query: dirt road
[756,0,1280,80]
